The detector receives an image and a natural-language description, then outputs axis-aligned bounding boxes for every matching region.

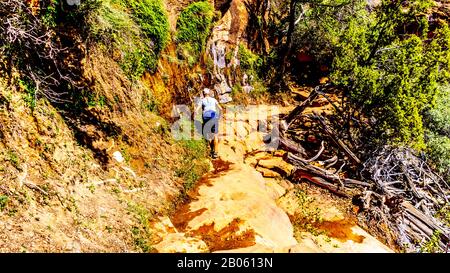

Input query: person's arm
[195,99,203,119]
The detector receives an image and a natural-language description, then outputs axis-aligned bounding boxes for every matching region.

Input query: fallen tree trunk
[402,202,449,242]
[287,152,371,189]
[293,170,349,197]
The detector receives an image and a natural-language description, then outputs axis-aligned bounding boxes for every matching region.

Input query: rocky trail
[151,105,393,253]
[150,0,391,253]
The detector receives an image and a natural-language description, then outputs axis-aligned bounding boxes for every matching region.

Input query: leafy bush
[176,1,215,64]
[238,44,262,73]
[176,138,209,191]
[270,0,450,149]
[326,0,450,149]
[0,195,8,211]
[426,133,450,179]
[425,86,450,137]
[127,0,170,55]
[90,0,169,78]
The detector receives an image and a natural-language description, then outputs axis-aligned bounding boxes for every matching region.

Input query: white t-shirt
[201,97,219,114]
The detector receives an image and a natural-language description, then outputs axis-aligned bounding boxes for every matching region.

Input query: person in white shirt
[196,88,223,159]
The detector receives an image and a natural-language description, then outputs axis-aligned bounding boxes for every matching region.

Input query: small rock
[219,94,233,104]
[112,151,124,163]
[319,77,330,84]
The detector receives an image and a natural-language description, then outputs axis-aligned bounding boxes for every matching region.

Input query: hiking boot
[211,152,219,159]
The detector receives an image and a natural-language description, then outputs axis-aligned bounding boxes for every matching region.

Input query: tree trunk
[279,0,297,78]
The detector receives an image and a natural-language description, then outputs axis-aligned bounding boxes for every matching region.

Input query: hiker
[196,88,223,159]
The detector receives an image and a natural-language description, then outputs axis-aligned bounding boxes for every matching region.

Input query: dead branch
[24,181,49,196]
[312,112,361,165]
[281,87,320,131]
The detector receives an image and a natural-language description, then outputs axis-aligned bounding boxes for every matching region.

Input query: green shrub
[178,140,209,191]
[435,205,450,226]
[291,189,323,236]
[420,230,443,253]
[426,133,450,179]
[329,1,450,149]
[176,136,209,192]
[0,0,98,105]
[176,1,215,64]
[128,202,154,252]
[90,0,169,78]
[41,0,59,28]
[238,44,262,73]
[272,0,450,149]
[425,86,450,137]
[18,78,37,110]
[127,0,170,55]
[41,0,100,28]
[0,195,8,211]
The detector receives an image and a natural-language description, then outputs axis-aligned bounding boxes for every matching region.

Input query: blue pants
[202,116,219,141]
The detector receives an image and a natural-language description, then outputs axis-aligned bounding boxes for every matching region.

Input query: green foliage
[41,0,100,28]
[230,44,267,101]
[238,44,263,73]
[424,86,450,178]
[435,205,450,226]
[425,133,450,178]
[177,139,209,191]
[420,230,443,253]
[425,86,450,137]
[91,0,169,78]
[176,1,215,64]
[87,92,107,108]
[0,195,8,211]
[175,127,209,192]
[128,202,154,252]
[6,150,20,169]
[323,0,450,149]
[42,0,59,28]
[1,0,98,105]
[18,78,37,110]
[291,188,323,236]
[126,0,170,55]
[142,88,160,113]
[292,0,366,66]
